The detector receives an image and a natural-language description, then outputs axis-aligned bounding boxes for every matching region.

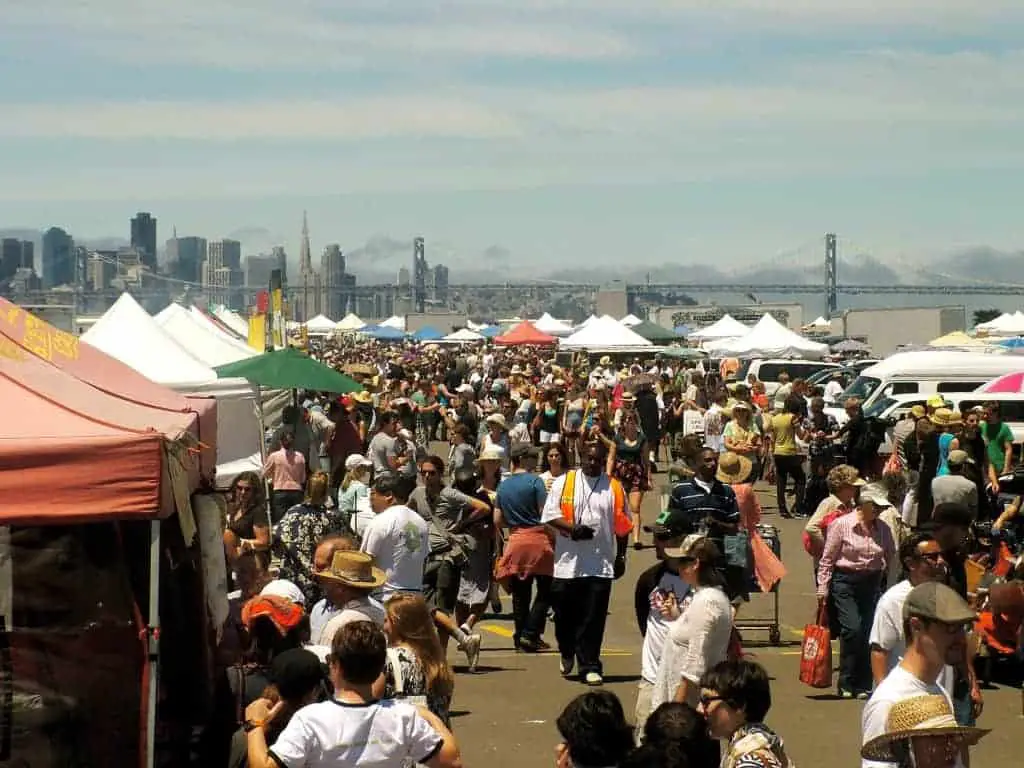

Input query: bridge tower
[824,233,838,317]
[413,237,427,314]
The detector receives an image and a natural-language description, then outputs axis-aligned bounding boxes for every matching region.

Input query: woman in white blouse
[651,535,734,711]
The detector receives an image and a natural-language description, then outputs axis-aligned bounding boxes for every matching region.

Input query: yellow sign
[248,315,266,351]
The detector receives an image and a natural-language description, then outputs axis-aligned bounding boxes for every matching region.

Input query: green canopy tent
[658,346,708,360]
[631,320,681,344]
[214,347,360,393]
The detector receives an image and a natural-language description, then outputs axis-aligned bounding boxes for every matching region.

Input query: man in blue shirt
[495,443,553,652]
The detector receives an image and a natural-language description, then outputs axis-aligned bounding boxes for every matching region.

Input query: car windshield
[840,375,880,403]
[864,397,898,419]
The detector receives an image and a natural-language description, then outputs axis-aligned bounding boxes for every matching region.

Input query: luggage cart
[735,523,782,646]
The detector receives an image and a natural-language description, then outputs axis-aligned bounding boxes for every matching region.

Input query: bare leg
[630,490,644,546]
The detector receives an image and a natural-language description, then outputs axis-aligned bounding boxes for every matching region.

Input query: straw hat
[352,390,373,404]
[477,444,506,463]
[599,355,613,367]
[621,392,637,404]
[315,551,386,589]
[485,412,508,430]
[929,408,961,427]
[860,694,989,762]
[716,451,753,484]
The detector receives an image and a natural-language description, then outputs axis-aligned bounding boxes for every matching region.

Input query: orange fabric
[751,532,787,593]
[0,297,216,479]
[242,595,305,635]
[733,483,762,530]
[559,470,632,536]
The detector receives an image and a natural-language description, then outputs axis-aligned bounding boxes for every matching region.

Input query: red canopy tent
[0,301,216,768]
[494,321,557,346]
[0,297,218,480]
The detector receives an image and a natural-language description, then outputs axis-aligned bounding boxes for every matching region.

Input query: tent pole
[256,384,273,543]
[145,519,161,768]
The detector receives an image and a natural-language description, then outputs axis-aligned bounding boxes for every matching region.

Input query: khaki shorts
[633,680,655,746]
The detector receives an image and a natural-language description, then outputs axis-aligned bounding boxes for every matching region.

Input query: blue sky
[2,1,1023,270]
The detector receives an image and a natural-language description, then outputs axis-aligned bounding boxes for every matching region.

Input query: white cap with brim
[859,482,892,508]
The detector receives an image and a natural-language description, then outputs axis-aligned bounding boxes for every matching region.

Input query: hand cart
[734,523,782,646]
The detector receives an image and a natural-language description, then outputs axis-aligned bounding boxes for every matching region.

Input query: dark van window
[936,381,985,393]
[889,382,919,395]
[960,400,1024,422]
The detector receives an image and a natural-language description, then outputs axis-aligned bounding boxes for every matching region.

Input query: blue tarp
[361,325,407,341]
[414,326,445,341]
[674,324,691,336]
[478,326,501,338]
[997,337,1024,349]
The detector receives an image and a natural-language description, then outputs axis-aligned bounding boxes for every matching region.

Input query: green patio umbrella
[214,347,361,393]
[631,320,681,344]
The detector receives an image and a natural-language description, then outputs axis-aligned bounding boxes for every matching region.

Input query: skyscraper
[431,264,449,304]
[0,238,32,283]
[166,235,206,283]
[42,227,75,288]
[296,212,319,320]
[203,239,244,309]
[130,212,158,271]
[320,243,346,319]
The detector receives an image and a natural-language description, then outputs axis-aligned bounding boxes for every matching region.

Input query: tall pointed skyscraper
[298,211,320,320]
[299,211,313,273]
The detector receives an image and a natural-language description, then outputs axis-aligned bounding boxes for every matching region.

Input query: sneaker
[837,688,854,699]
[462,634,482,673]
[559,656,574,676]
[855,691,870,700]
[584,671,603,686]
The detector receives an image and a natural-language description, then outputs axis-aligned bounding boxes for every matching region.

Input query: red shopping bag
[798,601,833,689]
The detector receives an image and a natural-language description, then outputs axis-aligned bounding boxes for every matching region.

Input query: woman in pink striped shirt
[816,482,896,699]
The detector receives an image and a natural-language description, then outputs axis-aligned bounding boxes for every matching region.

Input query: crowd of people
[207,337,1013,767]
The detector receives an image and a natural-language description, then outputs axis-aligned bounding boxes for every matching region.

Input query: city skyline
[2,3,1024,267]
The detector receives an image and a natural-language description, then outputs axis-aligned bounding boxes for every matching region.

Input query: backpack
[802,505,849,556]
[386,647,429,708]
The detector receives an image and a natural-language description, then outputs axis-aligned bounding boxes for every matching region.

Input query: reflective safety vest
[559,470,632,537]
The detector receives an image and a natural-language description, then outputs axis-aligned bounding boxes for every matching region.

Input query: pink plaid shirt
[816,511,894,597]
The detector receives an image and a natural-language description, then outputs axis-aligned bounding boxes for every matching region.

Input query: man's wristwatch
[244,719,267,733]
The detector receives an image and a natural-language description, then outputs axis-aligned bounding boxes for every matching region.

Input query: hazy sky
[2,1,1023,268]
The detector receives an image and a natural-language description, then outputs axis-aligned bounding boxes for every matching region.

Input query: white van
[828,350,1024,424]
[736,359,842,397]
[865,392,1024,455]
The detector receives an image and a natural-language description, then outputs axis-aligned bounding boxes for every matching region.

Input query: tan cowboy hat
[621,391,637,403]
[860,694,989,762]
[599,355,613,367]
[485,412,509,430]
[929,407,961,427]
[716,451,754,484]
[352,390,373,404]
[477,444,506,463]
[315,551,386,590]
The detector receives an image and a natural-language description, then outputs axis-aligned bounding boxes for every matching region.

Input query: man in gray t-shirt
[931,450,978,519]
[368,411,399,480]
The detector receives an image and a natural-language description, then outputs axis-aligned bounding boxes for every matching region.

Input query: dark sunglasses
[419,469,439,477]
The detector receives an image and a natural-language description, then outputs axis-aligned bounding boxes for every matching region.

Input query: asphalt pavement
[444,470,1023,767]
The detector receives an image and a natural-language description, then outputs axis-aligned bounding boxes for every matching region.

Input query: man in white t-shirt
[361,475,429,597]
[244,622,462,768]
[861,582,976,768]
[542,441,631,686]
[869,532,954,694]
[631,508,692,742]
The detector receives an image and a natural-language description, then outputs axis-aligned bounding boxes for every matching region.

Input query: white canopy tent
[304,314,337,335]
[705,313,829,359]
[380,315,406,330]
[336,312,365,331]
[619,314,642,327]
[154,304,256,367]
[442,328,484,343]
[574,314,599,331]
[689,314,750,341]
[189,306,259,353]
[560,315,654,350]
[534,312,574,337]
[82,293,270,470]
[802,316,832,332]
[213,306,250,338]
[976,311,1024,336]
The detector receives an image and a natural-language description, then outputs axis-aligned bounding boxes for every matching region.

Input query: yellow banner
[248,314,266,351]
[271,288,283,348]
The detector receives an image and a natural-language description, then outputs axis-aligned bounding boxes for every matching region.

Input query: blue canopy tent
[674,324,691,337]
[414,326,445,342]
[478,325,501,338]
[997,337,1024,349]
[361,325,407,341]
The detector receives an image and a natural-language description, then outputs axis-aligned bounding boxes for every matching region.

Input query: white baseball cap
[345,454,372,472]
[260,578,306,606]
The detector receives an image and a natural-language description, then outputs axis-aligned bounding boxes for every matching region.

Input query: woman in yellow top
[767,398,808,519]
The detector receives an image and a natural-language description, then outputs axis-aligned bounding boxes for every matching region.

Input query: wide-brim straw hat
[716,451,754,484]
[315,551,386,590]
[477,444,506,463]
[860,694,989,762]
[929,407,961,427]
[352,390,373,404]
